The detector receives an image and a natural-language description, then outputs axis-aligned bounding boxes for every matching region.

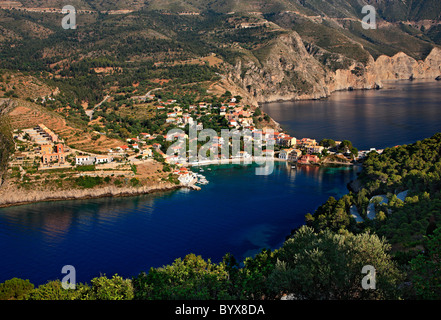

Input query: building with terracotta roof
[298,154,319,164]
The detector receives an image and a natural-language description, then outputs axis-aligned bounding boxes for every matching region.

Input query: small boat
[291,165,296,169]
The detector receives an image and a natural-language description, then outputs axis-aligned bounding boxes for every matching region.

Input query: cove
[0,162,359,285]
[262,80,441,150]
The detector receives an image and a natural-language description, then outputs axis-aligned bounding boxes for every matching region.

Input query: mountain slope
[0,1,440,107]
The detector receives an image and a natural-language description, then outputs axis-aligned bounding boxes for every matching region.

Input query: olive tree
[268,226,403,299]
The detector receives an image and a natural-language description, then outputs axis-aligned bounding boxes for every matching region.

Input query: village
[6,94,384,190]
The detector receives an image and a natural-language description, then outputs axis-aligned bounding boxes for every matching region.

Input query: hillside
[0,1,440,135]
[6,100,123,153]
[5,0,441,19]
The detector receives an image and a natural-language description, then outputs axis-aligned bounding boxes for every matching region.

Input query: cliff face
[227,32,329,103]
[370,48,441,81]
[227,31,441,104]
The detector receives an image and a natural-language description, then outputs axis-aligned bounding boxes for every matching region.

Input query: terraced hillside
[7,100,123,153]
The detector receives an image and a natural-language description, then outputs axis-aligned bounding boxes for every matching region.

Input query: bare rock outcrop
[226,31,441,104]
[227,31,329,103]
[371,48,441,81]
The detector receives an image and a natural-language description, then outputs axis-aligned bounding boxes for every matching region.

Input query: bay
[2,79,440,286]
[262,80,441,150]
[0,163,359,285]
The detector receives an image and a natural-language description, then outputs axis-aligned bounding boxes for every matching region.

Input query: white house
[229,119,238,127]
[279,149,293,160]
[76,156,92,166]
[94,155,112,164]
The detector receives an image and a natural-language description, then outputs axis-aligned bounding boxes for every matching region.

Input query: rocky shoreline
[227,31,441,105]
[0,182,199,209]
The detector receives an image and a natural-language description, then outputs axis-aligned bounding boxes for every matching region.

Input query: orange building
[41,143,66,165]
[41,144,53,155]
[298,154,319,164]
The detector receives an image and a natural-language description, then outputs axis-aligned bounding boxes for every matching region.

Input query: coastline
[187,157,287,167]
[0,157,354,209]
[258,78,440,106]
[0,182,191,209]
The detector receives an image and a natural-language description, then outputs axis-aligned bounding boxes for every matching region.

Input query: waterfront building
[279,148,294,160]
[298,154,320,164]
[288,149,303,162]
[307,145,325,155]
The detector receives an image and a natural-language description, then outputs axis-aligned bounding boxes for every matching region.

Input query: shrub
[75,176,103,188]
[0,278,34,300]
[130,178,140,187]
[267,226,403,300]
[26,280,88,300]
[132,254,232,300]
[86,275,134,300]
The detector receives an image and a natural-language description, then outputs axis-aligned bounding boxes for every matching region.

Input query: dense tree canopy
[268,226,402,300]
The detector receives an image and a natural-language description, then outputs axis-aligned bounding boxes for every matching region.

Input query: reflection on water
[0,194,164,243]
[262,80,441,150]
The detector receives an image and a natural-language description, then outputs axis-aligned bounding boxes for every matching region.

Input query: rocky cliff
[227,31,441,104]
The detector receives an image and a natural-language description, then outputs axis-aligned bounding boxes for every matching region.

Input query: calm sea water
[0,163,359,285]
[262,80,441,150]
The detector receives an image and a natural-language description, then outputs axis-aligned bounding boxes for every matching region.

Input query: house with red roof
[298,154,319,164]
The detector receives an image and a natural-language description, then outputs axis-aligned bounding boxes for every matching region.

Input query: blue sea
[0,163,359,285]
[262,80,441,150]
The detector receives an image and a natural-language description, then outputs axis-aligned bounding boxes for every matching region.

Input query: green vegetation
[75,176,103,189]
[268,227,402,300]
[2,133,441,300]
[1,1,441,301]
[75,165,96,172]
[0,225,403,300]
[25,275,133,301]
[410,228,441,299]
[303,133,441,299]
[0,278,34,300]
[305,195,354,233]
[0,114,15,179]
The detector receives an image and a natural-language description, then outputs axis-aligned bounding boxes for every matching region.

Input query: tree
[119,128,131,139]
[320,139,336,148]
[132,254,232,300]
[351,147,359,158]
[306,195,353,232]
[26,280,89,300]
[0,278,34,300]
[268,226,402,299]
[232,249,277,300]
[339,140,352,150]
[410,228,441,299]
[86,275,134,300]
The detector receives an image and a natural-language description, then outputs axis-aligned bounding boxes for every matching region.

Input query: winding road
[86,95,110,121]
